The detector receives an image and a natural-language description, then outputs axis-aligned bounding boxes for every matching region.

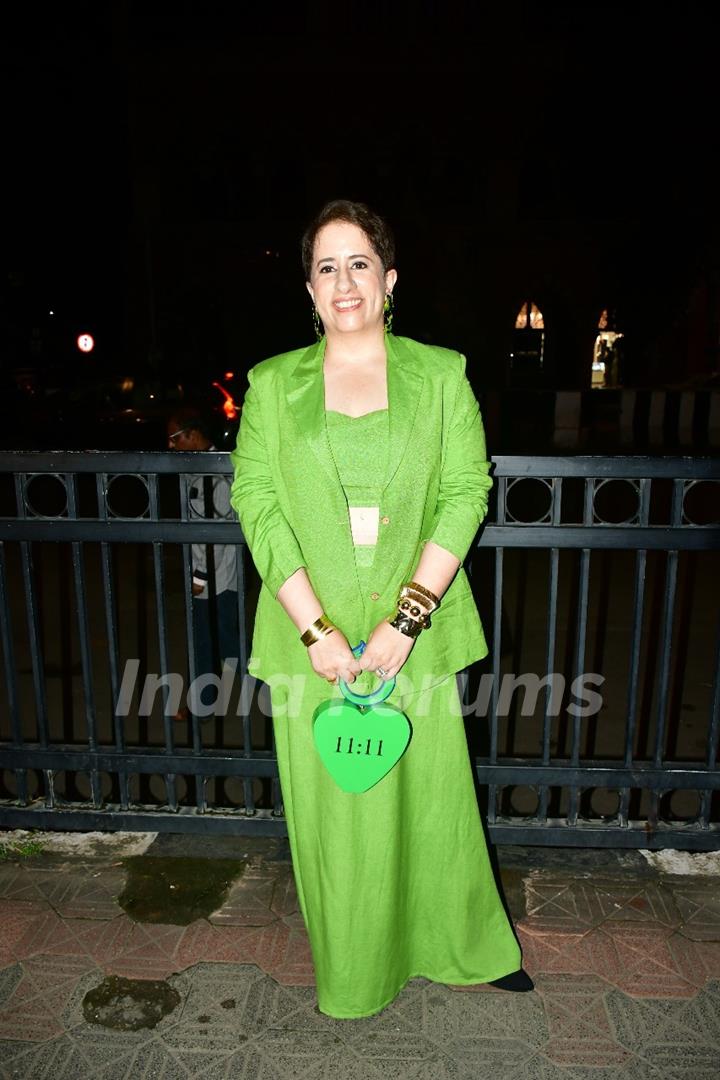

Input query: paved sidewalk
[0,831,719,1078]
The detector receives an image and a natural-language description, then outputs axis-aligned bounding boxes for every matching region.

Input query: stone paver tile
[666,934,720,988]
[522,880,611,930]
[515,924,587,977]
[445,1035,537,1076]
[517,924,625,985]
[0,864,25,896]
[101,920,187,980]
[175,922,312,985]
[523,875,684,932]
[677,979,720,1046]
[256,922,315,986]
[0,1031,101,1080]
[0,954,101,1043]
[114,1036,234,1080]
[670,885,720,915]
[53,870,126,921]
[159,964,308,1050]
[0,869,60,904]
[602,925,698,998]
[0,964,23,1010]
[534,973,632,1068]
[622,1063,675,1079]
[523,877,662,929]
[262,920,313,989]
[209,875,278,927]
[0,867,124,920]
[171,920,263,973]
[269,868,300,919]
[64,1026,159,1074]
[240,856,286,881]
[223,1044,298,1080]
[422,981,548,1049]
[393,1057,466,1080]
[0,900,52,963]
[640,1044,720,1078]
[13,909,140,967]
[602,883,682,928]
[343,1032,467,1080]
[671,887,720,942]
[239,1027,355,1079]
[13,907,86,960]
[499,1054,657,1080]
[604,990,700,1055]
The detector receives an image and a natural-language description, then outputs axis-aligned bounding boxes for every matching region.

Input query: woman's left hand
[358,619,415,680]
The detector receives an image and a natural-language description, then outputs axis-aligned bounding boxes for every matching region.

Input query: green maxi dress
[269,408,521,1019]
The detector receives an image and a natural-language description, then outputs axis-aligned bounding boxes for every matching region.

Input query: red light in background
[223,371,234,381]
[212,381,238,420]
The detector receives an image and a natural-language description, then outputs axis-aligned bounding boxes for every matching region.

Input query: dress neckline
[325,408,388,420]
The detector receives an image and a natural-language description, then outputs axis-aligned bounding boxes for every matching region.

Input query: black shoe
[488,969,534,992]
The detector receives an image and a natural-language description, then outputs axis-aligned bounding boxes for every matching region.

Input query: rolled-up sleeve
[424,357,493,564]
[229,367,306,597]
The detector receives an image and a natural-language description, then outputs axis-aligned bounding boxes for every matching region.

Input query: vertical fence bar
[619,477,651,827]
[488,474,507,825]
[66,473,102,808]
[96,472,131,809]
[539,480,562,822]
[0,541,28,804]
[14,473,54,806]
[148,472,179,812]
[567,477,593,826]
[234,539,256,813]
[649,479,684,828]
[699,605,720,827]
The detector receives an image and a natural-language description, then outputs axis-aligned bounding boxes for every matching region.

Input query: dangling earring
[383,292,394,333]
[312,305,323,342]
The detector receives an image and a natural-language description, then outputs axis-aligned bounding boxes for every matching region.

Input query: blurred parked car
[0,368,242,451]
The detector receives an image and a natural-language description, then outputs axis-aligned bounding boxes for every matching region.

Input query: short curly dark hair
[301,199,396,280]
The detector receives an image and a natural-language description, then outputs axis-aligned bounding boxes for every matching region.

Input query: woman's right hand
[307,629,362,684]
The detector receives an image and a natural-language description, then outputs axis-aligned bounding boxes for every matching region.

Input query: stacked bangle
[400,581,440,614]
[300,614,336,647]
[387,580,441,639]
[388,610,425,639]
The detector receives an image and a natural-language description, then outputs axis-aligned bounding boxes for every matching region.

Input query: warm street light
[77,333,95,353]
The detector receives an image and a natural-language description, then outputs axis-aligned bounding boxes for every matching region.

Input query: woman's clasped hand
[307,619,414,684]
[356,618,415,680]
[306,626,362,684]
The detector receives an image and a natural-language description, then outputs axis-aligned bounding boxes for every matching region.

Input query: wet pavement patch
[117,855,246,925]
[83,975,181,1031]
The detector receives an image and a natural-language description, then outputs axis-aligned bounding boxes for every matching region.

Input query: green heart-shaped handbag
[312,642,412,793]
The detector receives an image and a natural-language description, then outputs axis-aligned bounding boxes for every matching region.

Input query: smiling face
[306,220,397,339]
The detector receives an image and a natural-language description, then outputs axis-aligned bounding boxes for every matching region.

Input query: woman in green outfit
[229,199,532,1018]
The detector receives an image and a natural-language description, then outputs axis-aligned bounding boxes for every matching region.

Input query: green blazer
[229,333,493,691]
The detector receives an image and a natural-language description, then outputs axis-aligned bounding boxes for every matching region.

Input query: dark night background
[2,2,719,449]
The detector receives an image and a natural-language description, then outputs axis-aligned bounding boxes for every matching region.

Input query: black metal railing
[0,452,718,848]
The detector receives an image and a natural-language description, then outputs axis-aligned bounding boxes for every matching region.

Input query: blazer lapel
[286,333,425,493]
[286,337,342,491]
[383,334,425,490]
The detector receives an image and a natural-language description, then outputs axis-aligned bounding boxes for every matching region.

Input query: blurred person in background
[167,408,239,716]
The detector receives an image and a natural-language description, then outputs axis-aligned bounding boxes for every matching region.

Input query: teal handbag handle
[338,641,396,706]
